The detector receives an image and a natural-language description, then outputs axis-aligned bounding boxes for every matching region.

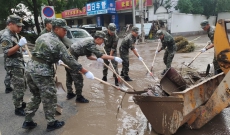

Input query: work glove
[58,60,64,65]
[138,56,143,61]
[114,57,123,63]
[18,37,27,47]
[85,71,94,80]
[155,50,159,54]
[97,58,104,63]
[200,48,206,53]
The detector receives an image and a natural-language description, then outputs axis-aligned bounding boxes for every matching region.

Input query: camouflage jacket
[0,28,6,37]
[27,32,82,76]
[103,30,118,54]
[207,26,215,43]
[160,32,177,53]
[69,38,103,59]
[119,33,136,54]
[39,28,50,36]
[0,28,24,68]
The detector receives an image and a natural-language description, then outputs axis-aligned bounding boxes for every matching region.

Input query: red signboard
[116,0,152,11]
[62,7,86,18]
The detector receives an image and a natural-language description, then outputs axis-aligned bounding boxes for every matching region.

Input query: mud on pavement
[1,34,230,135]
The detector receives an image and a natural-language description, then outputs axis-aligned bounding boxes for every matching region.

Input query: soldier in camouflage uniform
[155,30,177,75]
[39,18,53,36]
[200,20,222,74]
[102,23,119,86]
[22,19,95,131]
[0,15,27,116]
[66,31,122,103]
[119,26,143,81]
[0,28,13,93]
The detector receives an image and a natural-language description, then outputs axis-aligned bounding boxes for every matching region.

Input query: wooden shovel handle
[151,41,160,67]
[102,48,135,91]
[60,63,123,89]
[24,44,32,58]
[187,42,210,66]
[141,60,152,76]
[94,77,121,90]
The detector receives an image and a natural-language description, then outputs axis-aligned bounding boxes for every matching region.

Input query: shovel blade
[119,83,129,92]
[55,82,66,94]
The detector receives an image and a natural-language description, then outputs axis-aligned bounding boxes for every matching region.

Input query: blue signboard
[86,0,116,15]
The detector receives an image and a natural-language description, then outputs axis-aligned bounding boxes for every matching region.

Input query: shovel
[53,64,66,94]
[60,63,129,92]
[102,48,135,91]
[102,63,129,91]
[185,41,210,67]
[150,40,161,73]
[102,48,122,82]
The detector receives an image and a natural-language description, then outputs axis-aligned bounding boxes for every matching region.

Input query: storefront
[61,7,92,27]
[86,0,118,28]
[116,0,153,28]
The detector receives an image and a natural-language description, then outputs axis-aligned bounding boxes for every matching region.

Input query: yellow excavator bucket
[214,19,230,74]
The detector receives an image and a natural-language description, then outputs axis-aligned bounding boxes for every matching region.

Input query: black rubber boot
[5,87,13,94]
[102,76,107,81]
[76,95,89,103]
[22,121,37,129]
[15,107,25,116]
[120,71,124,77]
[46,120,65,132]
[22,102,26,109]
[115,78,119,86]
[66,93,76,100]
[124,76,133,81]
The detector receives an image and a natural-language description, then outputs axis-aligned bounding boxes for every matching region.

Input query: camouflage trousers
[65,68,83,95]
[5,67,26,108]
[103,59,118,77]
[163,50,175,69]
[25,72,57,124]
[4,66,11,88]
[120,53,129,77]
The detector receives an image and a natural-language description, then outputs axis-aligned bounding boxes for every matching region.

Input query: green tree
[190,0,203,14]
[176,0,193,14]
[176,0,230,18]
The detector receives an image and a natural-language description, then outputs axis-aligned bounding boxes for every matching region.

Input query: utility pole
[140,0,145,43]
[132,0,136,26]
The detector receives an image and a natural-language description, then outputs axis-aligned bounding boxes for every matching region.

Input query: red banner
[116,0,152,11]
[62,7,86,18]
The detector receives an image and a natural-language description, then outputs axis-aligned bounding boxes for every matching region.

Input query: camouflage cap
[94,31,107,40]
[51,19,70,30]
[44,18,53,25]
[108,23,116,33]
[200,20,209,28]
[7,15,24,26]
[132,26,139,33]
[156,30,164,37]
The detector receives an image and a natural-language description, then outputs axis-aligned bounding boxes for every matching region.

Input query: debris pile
[141,84,168,97]
[175,36,195,53]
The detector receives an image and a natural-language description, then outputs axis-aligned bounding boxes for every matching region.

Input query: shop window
[78,19,83,25]
[87,19,93,24]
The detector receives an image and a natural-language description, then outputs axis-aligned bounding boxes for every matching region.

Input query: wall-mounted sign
[62,7,86,18]
[116,0,152,11]
[86,0,116,16]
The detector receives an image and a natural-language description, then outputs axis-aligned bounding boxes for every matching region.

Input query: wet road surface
[1,34,230,135]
